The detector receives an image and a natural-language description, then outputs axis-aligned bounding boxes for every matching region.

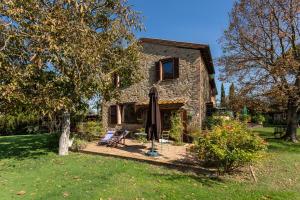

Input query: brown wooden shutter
[109,105,117,124]
[174,57,179,78]
[155,61,162,82]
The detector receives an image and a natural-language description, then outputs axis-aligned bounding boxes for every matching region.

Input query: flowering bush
[194,120,267,172]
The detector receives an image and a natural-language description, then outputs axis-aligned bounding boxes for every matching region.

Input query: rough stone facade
[102,39,215,132]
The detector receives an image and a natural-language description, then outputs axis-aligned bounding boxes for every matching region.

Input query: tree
[220,83,227,108]
[219,0,300,142]
[0,0,142,154]
[229,83,235,102]
[228,83,237,113]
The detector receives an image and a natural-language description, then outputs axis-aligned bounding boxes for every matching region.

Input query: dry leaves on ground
[16,190,26,195]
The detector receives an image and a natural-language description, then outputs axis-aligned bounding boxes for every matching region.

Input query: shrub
[0,113,40,135]
[136,134,147,143]
[187,124,202,141]
[70,138,87,151]
[252,114,265,124]
[203,116,223,130]
[169,112,184,144]
[239,114,251,122]
[135,128,147,143]
[193,120,267,172]
[75,121,102,141]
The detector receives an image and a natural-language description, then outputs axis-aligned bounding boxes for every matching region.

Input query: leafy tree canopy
[219,0,300,141]
[0,0,142,117]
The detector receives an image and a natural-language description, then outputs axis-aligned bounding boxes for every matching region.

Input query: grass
[0,129,299,200]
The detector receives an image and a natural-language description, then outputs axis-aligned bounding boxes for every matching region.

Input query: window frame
[156,57,179,82]
[122,103,138,124]
[161,58,175,80]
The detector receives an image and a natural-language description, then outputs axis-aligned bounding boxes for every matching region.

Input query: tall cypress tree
[229,83,235,102]
[220,83,226,108]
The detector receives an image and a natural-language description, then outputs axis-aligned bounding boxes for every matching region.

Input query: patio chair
[98,130,116,145]
[107,130,130,147]
[160,130,170,152]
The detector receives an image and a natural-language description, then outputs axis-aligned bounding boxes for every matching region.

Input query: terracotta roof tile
[136,98,188,106]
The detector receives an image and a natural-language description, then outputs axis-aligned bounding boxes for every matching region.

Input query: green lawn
[0,129,299,200]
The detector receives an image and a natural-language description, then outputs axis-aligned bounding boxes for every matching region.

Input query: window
[136,108,144,122]
[156,57,179,81]
[122,103,137,123]
[109,105,117,124]
[162,60,174,79]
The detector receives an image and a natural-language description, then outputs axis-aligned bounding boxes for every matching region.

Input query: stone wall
[102,42,212,131]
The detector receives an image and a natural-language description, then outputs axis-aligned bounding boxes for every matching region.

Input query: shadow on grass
[80,149,215,175]
[253,128,300,153]
[266,139,300,153]
[149,171,223,187]
[0,134,58,160]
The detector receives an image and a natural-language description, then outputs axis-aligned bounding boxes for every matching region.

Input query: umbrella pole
[151,138,154,152]
[146,128,158,157]
[151,128,154,152]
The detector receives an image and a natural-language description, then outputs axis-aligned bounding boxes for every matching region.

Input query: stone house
[102,38,217,134]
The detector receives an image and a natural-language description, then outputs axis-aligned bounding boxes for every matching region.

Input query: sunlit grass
[0,130,299,200]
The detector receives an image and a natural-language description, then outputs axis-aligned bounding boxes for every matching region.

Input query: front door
[161,110,172,131]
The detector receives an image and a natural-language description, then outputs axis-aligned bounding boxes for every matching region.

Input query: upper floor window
[156,57,179,81]
[162,60,174,79]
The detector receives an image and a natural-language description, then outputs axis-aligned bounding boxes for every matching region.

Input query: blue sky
[129,0,235,100]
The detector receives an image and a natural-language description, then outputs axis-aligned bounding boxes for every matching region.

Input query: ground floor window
[161,110,172,131]
[122,103,137,124]
[109,105,117,124]
[136,108,144,122]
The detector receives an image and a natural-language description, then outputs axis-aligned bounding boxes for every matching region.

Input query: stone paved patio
[80,139,201,169]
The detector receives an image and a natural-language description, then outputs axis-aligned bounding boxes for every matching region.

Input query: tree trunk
[282,98,298,143]
[59,111,71,155]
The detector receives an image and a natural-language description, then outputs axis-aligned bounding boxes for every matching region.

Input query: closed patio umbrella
[145,87,161,156]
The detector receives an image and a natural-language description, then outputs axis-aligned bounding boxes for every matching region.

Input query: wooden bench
[274,126,287,138]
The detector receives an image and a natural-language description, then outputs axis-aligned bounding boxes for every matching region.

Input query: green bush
[136,134,147,143]
[169,112,184,144]
[70,138,87,151]
[203,116,223,130]
[135,128,147,143]
[187,124,202,141]
[239,114,251,122]
[252,114,265,124]
[194,120,267,172]
[0,113,40,135]
[75,121,102,141]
